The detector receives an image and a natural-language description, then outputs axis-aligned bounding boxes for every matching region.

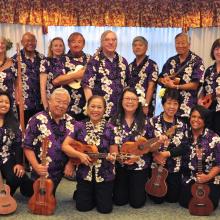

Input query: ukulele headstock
[165,125,178,138]
[196,146,203,160]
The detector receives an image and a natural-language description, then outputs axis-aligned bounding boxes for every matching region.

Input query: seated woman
[145,88,188,204]
[0,90,32,196]
[111,87,167,208]
[179,105,220,210]
[62,95,116,213]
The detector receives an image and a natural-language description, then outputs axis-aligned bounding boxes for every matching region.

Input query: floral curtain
[0,0,220,28]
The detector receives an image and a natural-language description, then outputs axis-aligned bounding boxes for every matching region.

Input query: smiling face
[51,39,65,57]
[21,33,37,53]
[132,40,147,57]
[48,92,70,119]
[163,98,179,119]
[87,97,105,124]
[190,110,205,132]
[0,95,10,116]
[175,35,190,56]
[122,91,139,115]
[68,34,85,54]
[101,32,117,55]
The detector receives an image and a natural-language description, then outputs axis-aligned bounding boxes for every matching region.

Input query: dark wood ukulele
[0,171,17,215]
[121,125,177,156]
[189,147,214,216]
[70,140,140,165]
[145,127,178,197]
[28,137,56,215]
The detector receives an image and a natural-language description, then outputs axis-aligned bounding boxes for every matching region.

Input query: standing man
[23,88,75,194]
[159,32,205,119]
[13,32,44,125]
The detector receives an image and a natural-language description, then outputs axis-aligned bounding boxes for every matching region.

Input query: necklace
[0,57,7,68]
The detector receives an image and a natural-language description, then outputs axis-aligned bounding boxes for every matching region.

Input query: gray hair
[132,36,148,47]
[100,30,117,45]
[175,32,191,44]
[49,88,71,103]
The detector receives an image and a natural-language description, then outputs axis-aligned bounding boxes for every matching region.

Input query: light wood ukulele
[0,171,17,215]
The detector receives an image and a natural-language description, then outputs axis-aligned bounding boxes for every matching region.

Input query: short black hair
[161,88,181,105]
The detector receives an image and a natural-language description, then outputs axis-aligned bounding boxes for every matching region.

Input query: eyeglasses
[123,97,138,102]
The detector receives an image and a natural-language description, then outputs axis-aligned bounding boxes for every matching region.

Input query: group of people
[0,29,220,215]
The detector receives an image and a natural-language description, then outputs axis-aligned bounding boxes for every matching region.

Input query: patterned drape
[0,0,220,28]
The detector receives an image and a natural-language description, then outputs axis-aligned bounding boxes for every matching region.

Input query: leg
[95,181,114,214]
[128,169,148,208]
[75,179,95,212]
[113,164,129,206]
[179,181,193,208]
[208,183,220,210]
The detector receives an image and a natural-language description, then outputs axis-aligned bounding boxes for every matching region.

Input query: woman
[0,36,17,114]
[62,95,116,213]
[40,37,66,110]
[111,87,166,208]
[55,32,90,120]
[82,30,130,118]
[145,88,188,204]
[179,105,220,210]
[129,36,159,117]
[198,39,220,135]
[0,90,33,196]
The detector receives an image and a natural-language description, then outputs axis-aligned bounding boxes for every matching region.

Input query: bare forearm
[84,86,93,102]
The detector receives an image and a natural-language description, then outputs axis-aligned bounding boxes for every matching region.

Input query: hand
[64,160,75,177]
[158,135,168,145]
[13,164,25,178]
[79,153,91,166]
[196,173,211,184]
[153,152,167,166]
[123,156,140,165]
[106,153,117,163]
[33,164,48,176]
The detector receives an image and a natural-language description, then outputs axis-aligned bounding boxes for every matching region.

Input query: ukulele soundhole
[196,188,205,198]
[39,188,46,195]
[138,144,144,151]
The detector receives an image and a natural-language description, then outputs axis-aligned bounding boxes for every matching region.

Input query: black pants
[113,165,149,208]
[0,159,33,197]
[212,111,220,136]
[148,172,182,204]
[179,181,220,210]
[75,179,114,213]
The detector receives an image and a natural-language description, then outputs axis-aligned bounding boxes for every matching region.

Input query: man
[13,32,44,126]
[159,32,205,119]
[23,88,75,194]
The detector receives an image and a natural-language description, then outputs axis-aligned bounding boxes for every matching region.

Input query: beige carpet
[2,178,220,220]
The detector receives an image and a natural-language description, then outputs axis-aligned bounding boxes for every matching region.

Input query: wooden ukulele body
[28,178,56,215]
[0,184,17,215]
[189,183,213,216]
[145,165,168,197]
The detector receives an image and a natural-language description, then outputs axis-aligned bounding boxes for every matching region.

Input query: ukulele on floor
[28,137,56,215]
[189,147,213,216]
[0,171,17,215]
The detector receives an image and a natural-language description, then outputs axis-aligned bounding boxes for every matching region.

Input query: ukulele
[121,125,177,156]
[67,65,85,89]
[28,138,56,215]
[71,140,140,165]
[0,171,17,215]
[189,147,213,216]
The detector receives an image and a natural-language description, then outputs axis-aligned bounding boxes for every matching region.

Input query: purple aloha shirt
[203,63,220,111]
[112,119,151,170]
[160,51,205,117]
[183,128,220,185]
[129,56,159,117]
[13,49,45,111]
[63,51,91,116]
[40,56,66,96]
[81,50,130,117]
[0,60,17,113]
[145,114,188,173]
[23,111,74,183]
[68,119,115,182]
[0,126,22,166]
